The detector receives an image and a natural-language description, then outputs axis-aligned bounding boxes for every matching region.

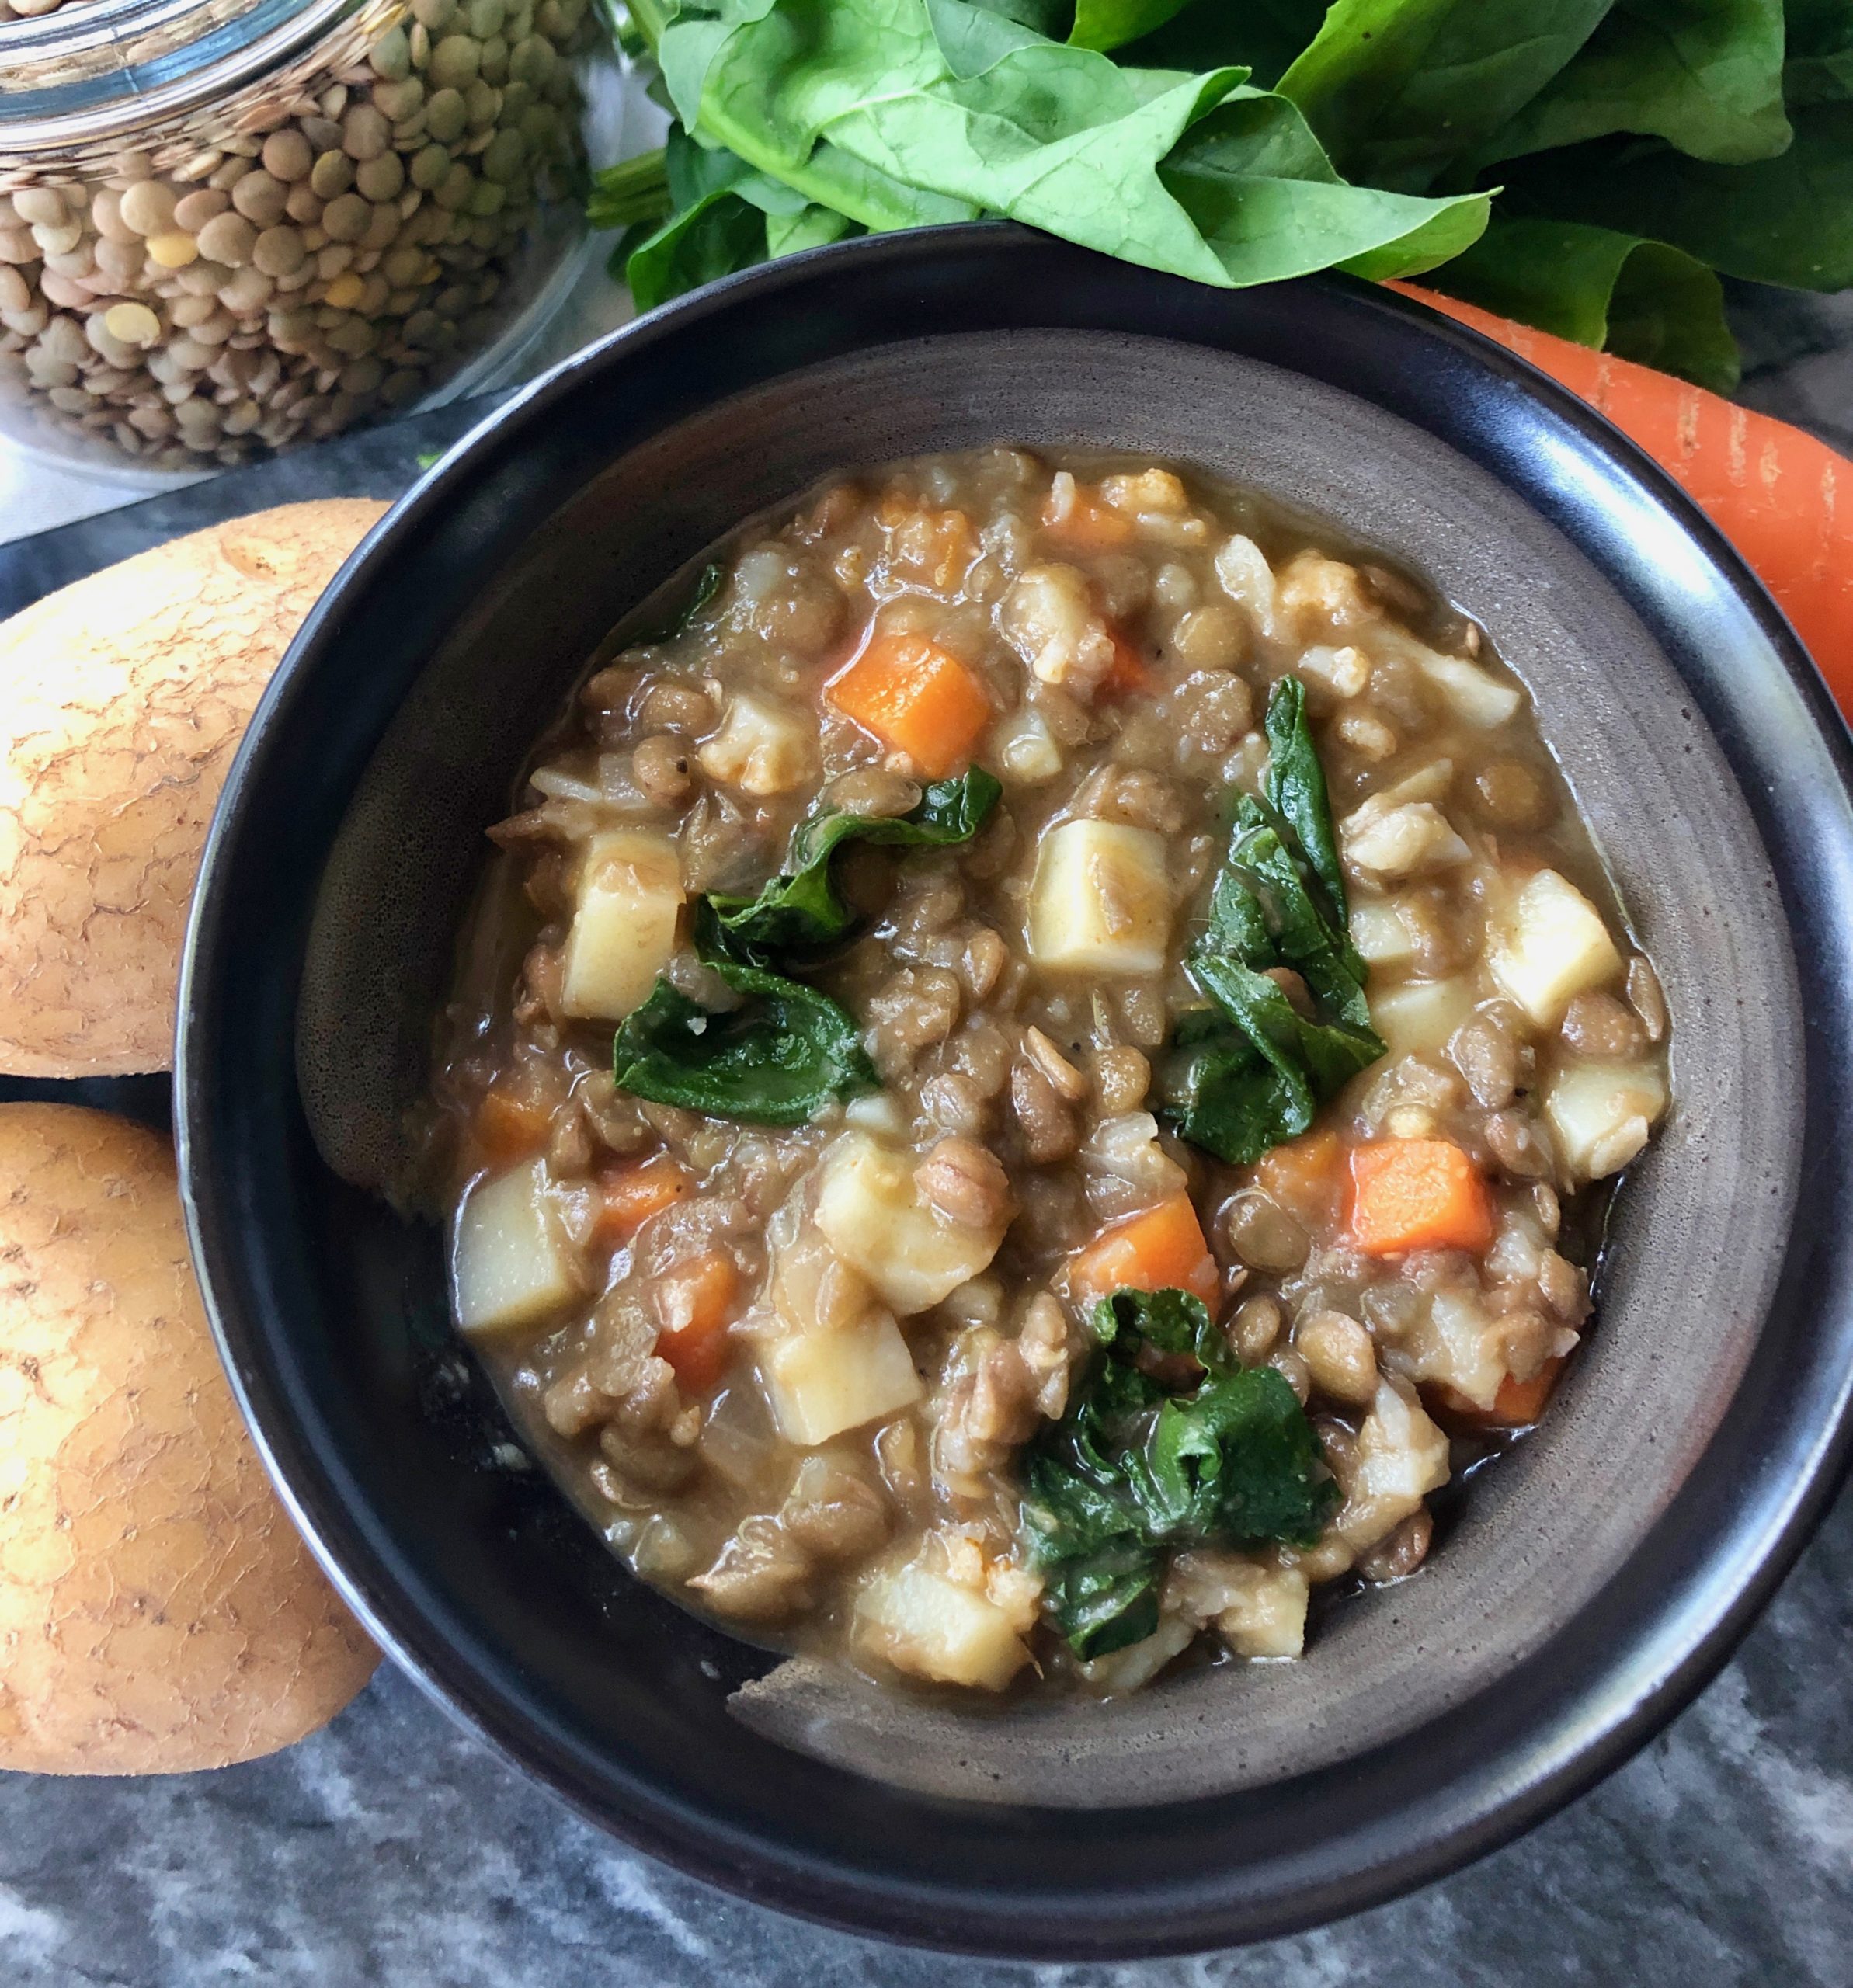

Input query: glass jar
[0,0,609,477]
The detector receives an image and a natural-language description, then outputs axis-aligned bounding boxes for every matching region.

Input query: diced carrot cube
[474,1088,553,1165]
[1347,1138,1495,1256]
[652,1250,740,1392]
[592,1154,694,1246]
[827,630,993,777]
[1256,1129,1344,1227]
[1070,1192,1219,1309]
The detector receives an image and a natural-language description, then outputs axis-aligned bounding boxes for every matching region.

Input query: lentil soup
[419,445,1670,1699]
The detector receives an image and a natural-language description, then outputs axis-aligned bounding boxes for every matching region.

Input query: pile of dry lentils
[0,0,594,467]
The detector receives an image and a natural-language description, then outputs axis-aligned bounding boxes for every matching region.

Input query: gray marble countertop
[4,278,1851,1988]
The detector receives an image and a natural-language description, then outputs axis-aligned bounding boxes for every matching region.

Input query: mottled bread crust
[0,498,388,1075]
[0,1104,378,1772]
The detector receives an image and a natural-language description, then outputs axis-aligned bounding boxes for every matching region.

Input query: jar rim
[1,0,388,152]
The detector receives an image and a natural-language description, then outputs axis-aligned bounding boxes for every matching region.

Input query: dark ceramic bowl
[176,227,1853,1957]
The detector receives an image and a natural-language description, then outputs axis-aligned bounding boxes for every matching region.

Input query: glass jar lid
[1,0,389,152]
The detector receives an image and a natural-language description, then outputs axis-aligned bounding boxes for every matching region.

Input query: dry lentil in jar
[0,0,596,470]
[419,446,1671,1698]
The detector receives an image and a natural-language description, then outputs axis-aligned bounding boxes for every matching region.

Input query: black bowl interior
[178,229,1853,1957]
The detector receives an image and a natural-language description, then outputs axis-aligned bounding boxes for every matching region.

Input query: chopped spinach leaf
[1160,676,1385,1166]
[708,767,1001,955]
[631,559,726,648]
[611,951,878,1125]
[1261,674,1349,924]
[1020,1286,1338,1659]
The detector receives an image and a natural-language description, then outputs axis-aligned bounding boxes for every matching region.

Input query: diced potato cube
[1488,869,1622,1026]
[697,691,815,797]
[1416,645,1522,728]
[1214,1562,1310,1660]
[1213,533,1278,638]
[1545,1059,1668,1180]
[1369,977,1475,1058]
[453,1157,582,1336]
[1341,795,1469,880]
[1337,1378,1450,1552]
[1170,1548,1309,1658]
[1075,1616,1196,1695]
[559,829,682,1021]
[1299,642,1371,699]
[814,1131,1007,1316]
[1027,818,1170,975]
[855,1555,1031,1690]
[990,706,1064,786]
[1351,898,1417,968]
[998,563,1118,696]
[1402,1286,1510,1410]
[760,1307,923,1444]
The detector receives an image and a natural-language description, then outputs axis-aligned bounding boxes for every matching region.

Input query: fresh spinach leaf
[1020,1287,1337,1658]
[612,954,879,1124]
[1069,0,1194,52]
[1160,677,1385,1166]
[655,0,1488,287]
[1474,0,1789,168]
[619,123,864,309]
[709,767,1001,954]
[1425,215,1740,391]
[1274,0,1615,193]
[625,188,774,308]
[1788,0,1853,107]
[1495,104,1853,290]
[1117,0,1325,91]
[1159,89,1493,286]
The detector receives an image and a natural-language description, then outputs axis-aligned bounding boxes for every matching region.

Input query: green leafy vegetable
[708,767,1001,954]
[1788,0,1853,107]
[1020,1287,1338,1658]
[1068,0,1194,54]
[1496,105,1853,292]
[600,0,1853,388]
[587,144,675,229]
[1274,0,1614,193]
[631,558,726,645]
[1426,216,1740,393]
[1160,677,1385,1166]
[1260,674,1348,924]
[1159,91,1492,286]
[631,0,1486,306]
[1474,0,1790,169]
[611,951,878,1124]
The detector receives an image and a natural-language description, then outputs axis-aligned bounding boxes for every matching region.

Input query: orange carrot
[1041,479,1135,551]
[1347,1138,1495,1256]
[1070,1192,1220,1307]
[652,1250,739,1392]
[827,628,993,777]
[1396,283,1853,715]
[474,1089,553,1165]
[1256,1128,1344,1227]
[592,1154,694,1246]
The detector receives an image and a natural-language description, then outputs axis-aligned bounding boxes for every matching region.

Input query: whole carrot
[1393,284,1852,719]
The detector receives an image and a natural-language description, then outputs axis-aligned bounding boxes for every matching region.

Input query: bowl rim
[176,222,1853,1958]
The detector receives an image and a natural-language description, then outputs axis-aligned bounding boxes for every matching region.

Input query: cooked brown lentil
[422,446,1670,1699]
